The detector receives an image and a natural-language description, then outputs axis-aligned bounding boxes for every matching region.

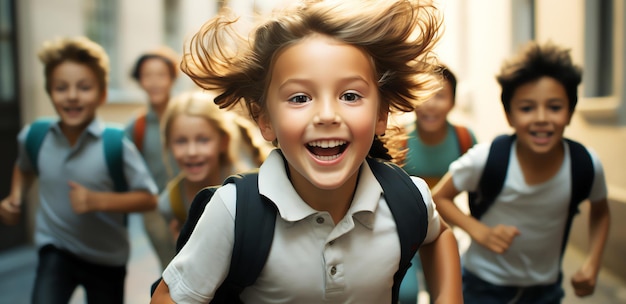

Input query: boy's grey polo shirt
[17,118,158,266]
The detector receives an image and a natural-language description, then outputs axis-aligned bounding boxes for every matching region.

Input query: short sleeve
[411,176,442,244]
[449,142,491,192]
[16,124,34,172]
[163,183,237,304]
[587,148,608,203]
[121,136,158,194]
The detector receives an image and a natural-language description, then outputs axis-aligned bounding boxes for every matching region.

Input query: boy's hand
[0,196,22,225]
[571,264,597,297]
[475,224,520,254]
[68,181,92,214]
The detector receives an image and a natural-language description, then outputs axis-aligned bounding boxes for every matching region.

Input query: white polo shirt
[163,149,441,303]
[450,139,607,286]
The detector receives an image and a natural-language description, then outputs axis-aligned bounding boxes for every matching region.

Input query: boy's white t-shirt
[163,150,441,303]
[450,139,607,286]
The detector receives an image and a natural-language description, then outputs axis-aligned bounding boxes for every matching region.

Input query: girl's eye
[173,138,187,146]
[79,85,93,91]
[197,136,211,144]
[288,94,310,104]
[341,92,362,102]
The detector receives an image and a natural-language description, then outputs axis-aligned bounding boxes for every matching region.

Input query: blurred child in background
[398,64,477,303]
[0,36,157,303]
[125,46,180,270]
[158,90,270,239]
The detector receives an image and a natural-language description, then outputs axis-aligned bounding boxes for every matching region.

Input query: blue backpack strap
[468,134,515,219]
[366,157,428,304]
[102,127,129,192]
[25,118,55,174]
[560,139,594,256]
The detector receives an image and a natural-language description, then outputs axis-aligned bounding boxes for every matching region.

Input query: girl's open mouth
[306,140,348,161]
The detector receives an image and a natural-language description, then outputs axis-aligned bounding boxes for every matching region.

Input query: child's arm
[0,164,35,225]
[151,280,175,304]
[419,220,463,303]
[432,172,520,254]
[68,181,157,213]
[570,198,610,297]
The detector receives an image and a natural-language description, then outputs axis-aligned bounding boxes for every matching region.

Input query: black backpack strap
[150,185,219,295]
[366,157,427,304]
[560,139,594,256]
[212,172,277,303]
[150,171,277,302]
[469,134,515,219]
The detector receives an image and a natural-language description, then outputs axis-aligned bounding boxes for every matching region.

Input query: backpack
[25,118,129,192]
[165,174,188,223]
[468,134,594,255]
[131,111,148,153]
[152,156,429,304]
[453,125,474,155]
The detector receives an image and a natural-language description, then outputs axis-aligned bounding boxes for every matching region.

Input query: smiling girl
[152,1,463,303]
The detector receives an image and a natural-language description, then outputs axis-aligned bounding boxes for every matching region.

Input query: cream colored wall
[535,0,626,203]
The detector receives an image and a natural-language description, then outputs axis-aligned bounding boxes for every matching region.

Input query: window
[85,0,120,88]
[583,0,613,98]
[511,0,535,51]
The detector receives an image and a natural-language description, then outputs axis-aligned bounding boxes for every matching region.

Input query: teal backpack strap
[102,127,129,192]
[25,118,55,174]
[366,157,427,304]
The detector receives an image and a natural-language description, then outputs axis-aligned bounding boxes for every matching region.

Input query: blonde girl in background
[158,90,269,239]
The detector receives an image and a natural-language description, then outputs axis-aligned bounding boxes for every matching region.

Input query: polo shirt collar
[48,118,105,137]
[258,150,382,229]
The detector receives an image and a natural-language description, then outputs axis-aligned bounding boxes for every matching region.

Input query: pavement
[1,213,625,304]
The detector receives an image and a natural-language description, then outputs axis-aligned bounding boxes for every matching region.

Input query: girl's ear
[220,133,230,154]
[375,110,389,136]
[257,112,277,142]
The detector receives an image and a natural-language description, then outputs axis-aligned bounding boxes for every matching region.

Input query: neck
[59,120,91,147]
[416,122,447,145]
[184,165,226,197]
[151,99,169,119]
[289,165,358,224]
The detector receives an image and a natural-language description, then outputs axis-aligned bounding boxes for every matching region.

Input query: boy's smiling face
[138,57,175,109]
[260,34,388,191]
[49,61,106,131]
[506,76,572,155]
[415,80,454,133]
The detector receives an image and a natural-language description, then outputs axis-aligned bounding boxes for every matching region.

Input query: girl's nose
[313,97,341,125]
[187,142,198,155]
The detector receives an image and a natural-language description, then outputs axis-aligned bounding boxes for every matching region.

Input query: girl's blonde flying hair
[181,0,443,161]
